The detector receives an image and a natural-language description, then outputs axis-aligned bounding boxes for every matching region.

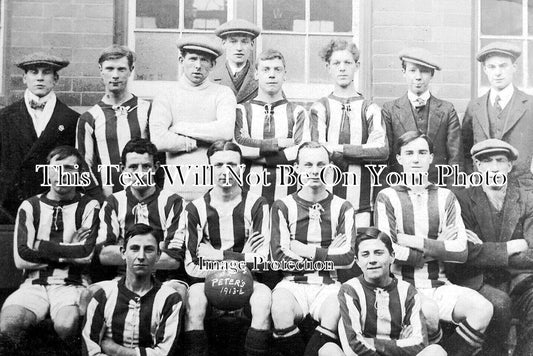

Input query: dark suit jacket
[210,60,257,104]
[462,87,533,182]
[0,98,78,222]
[382,93,464,183]
[449,183,533,293]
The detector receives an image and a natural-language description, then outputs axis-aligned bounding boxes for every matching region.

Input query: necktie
[414,97,426,111]
[339,102,351,144]
[52,206,64,232]
[29,100,47,110]
[494,95,503,115]
[264,104,274,132]
[132,203,149,225]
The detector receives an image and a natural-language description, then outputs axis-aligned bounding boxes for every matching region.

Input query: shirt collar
[490,84,514,107]
[407,90,430,104]
[25,88,56,105]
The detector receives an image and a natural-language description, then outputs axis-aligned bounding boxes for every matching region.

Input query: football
[204,263,254,311]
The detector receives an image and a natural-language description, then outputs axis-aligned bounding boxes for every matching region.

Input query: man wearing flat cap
[448,138,533,356]
[463,42,533,186]
[382,47,464,185]
[0,52,78,223]
[150,36,236,201]
[211,19,261,103]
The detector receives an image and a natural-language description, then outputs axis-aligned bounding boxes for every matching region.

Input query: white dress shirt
[489,83,514,110]
[24,89,57,137]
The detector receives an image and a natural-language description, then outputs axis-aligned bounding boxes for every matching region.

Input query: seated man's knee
[417,344,447,356]
[420,297,440,333]
[318,342,344,356]
[0,306,36,334]
[250,283,272,316]
[187,283,208,316]
[318,295,340,330]
[271,289,297,326]
[468,292,494,325]
[53,307,80,339]
[166,280,188,302]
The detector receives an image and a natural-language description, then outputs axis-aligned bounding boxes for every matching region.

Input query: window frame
[127,0,367,101]
[476,0,532,96]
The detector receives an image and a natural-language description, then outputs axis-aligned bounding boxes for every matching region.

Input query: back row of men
[0,18,533,356]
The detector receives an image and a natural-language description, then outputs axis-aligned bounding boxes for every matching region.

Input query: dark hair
[180,48,217,65]
[46,145,84,172]
[320,39,360,63]
[401,60,435,76]
[121,137,158,165]
[355,227,394,256]
[255,49,286,69]
[207,140,242,163]
[396,131,434,155]
[296,141,330,163]
[124,223,158,250]
[98,45,136,70]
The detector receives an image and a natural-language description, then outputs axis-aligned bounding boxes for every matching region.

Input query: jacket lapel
[470,187,498,241]
[502,88,529,137]
[473,92,491,139]
[16,100,38,143]
[237,63,258,102]
[394,93,418,132]
[427,96,444,140]
[499,184,521,241]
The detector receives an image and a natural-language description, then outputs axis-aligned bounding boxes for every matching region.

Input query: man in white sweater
[150,36,237,201]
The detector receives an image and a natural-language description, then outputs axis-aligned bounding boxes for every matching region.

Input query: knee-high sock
[244,328,271,356]
[183,330,208,356]
[303,325,338,356]
[441,320,485,356]
[273,325,305,356]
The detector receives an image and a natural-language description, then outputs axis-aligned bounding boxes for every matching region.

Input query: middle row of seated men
[3,131,533,356]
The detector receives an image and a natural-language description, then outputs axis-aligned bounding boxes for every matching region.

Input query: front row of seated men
[1,133,532,356]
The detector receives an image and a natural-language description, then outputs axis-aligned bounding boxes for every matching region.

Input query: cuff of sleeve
[313,247,328,262]
[136,347,145,356]
[259,139,280,154]
[37,241,60,259]
[343,145,363,157]
[223,250,245,261]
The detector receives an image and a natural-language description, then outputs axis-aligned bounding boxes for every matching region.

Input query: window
[128,0,362,100]
[477,0,533,93]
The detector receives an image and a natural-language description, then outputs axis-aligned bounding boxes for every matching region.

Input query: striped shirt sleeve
[77,111,97,175]
[374,287,426,355]
[342,102,388,161]
[184,202,207,279]
[37,199,100,259]
[309,99,328,143]
[314,201,356,267]
[234,104,279,158]
[162,195,185,263]
[14,200,48,269]
[97,196,121,246]
[270,199,305,263]
[139,292,184,356]
[374,191,425,267]
[82,287,108,356]
[338,283,380,356]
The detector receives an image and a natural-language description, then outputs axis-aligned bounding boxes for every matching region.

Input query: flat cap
[215,19,261,39]
[399,47,441,71]
[471,138,518,161]
[15,52,69,71]
[476,42,522,62]
[176,35,224,58]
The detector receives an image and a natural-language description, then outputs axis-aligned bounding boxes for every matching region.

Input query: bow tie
[29,100,47,110]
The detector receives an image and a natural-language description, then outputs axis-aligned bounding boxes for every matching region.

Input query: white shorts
[274,280,340,321]
[418,284,474,323]
[2,282,86,322]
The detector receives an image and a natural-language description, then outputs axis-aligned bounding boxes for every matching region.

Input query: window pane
[262,0,305,31]
[184,0,227,30]
[135,32,180,81]
[236,0,255,23]
[136,0,179,29]
[309,35,354,83]
[528,1,533,34]
[262,34,305,81]
[481,0,522,36]
[479,39,523,88]
[310,0,352,33]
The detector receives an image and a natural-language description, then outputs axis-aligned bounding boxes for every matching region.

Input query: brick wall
[371,0,473,115]
[6,0,114,110]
